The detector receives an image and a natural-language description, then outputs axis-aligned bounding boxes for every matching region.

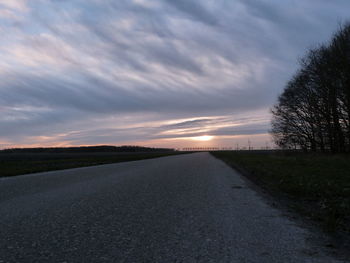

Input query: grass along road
[211,151,350,235]
[0,152,184,177]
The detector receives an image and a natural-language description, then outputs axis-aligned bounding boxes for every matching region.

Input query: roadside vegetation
[0,146,181,177]
[271,23,350,153]
[244,21,350,238]
[211,151,350,234]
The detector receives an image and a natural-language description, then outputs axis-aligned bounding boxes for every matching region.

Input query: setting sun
[191,135,214,141]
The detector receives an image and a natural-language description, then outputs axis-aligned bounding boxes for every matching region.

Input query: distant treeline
[271,23,350,153]
[0,145,175,153]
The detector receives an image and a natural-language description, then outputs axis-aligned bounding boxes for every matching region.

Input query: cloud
[163,0,218,25]
[0,0,28,12]
[1,0,349,148]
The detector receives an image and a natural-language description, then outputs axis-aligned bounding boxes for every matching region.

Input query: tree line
[0,145,175,153]
[271,23,350,153]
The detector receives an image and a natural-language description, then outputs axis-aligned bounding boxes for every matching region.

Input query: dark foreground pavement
[0,153,346,262]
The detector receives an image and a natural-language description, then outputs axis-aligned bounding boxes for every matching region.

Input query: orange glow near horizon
[1,133,274,150]
[190,135,214,141]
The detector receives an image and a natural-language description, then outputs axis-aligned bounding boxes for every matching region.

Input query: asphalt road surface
[0,153,346,262]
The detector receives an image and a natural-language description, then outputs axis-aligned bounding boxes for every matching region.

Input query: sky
[1,0,350,149]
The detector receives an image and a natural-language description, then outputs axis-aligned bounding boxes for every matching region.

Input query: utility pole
[248,139,251,150]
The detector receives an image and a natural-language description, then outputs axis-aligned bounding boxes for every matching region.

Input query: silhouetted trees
[271,24,350,152]
[0,145,175,153]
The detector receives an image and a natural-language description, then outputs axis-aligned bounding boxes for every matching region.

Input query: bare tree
[271,23,350,152]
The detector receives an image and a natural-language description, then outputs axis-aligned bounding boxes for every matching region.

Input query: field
[211,151,350,234]
[0,151,183,177]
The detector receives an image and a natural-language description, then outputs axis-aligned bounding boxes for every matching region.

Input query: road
[0,153,346,262]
